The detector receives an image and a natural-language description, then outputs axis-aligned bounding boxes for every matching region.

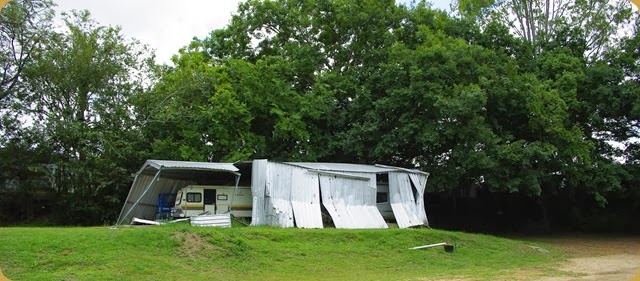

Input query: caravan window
[186,192,202,203]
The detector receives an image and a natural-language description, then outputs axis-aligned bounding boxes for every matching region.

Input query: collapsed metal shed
[117,159,430,229]
[116,160,240,224]
[250,160,430,229]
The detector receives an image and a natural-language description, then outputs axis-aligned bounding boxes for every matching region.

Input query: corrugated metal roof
[144,159,239,173]
[285,162,397,173]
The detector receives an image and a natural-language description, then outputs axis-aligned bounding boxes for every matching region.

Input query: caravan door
[204,189,216,214]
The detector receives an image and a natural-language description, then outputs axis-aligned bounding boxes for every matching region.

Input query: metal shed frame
[117,159,430,229]
[250,160,430,229]
[116,160,240,225]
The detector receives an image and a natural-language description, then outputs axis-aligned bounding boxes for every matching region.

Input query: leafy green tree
[141,37,334,161]
[0,0,53,140]
[4,9,155,224]
[138,41,257,162]
[0,0,53,103]
[456,0,634,59]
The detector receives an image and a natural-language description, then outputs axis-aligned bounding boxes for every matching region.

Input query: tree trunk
[538,196,551,232]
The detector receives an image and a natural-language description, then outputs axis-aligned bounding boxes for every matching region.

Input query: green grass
[0,224,565,281]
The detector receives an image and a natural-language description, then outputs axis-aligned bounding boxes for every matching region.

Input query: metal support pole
[227,173,241,213]
[116,171,142,224]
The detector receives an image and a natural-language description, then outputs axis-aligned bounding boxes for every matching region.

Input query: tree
[138,41,258,162]
[0,0,53,141]
[1,9,156,225]
[456,0,634,59]
[0,0,52,102]
[140,37,334,162]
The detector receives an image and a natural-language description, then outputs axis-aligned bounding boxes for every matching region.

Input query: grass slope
[0,224,563,280]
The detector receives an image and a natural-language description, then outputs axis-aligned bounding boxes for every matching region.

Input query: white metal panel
[320,175,350,227]
[320,173,387,229]
[355,173,388,229]
[390,203,422,228]
[268,198,294,227]
[191,214,231,227]
[265,162,294,227]
[131,217,162,225]
[409,173,430,226]
[250,159,268,226]
[389,172,423,228]
[290,168,323,228]
[357,173,389,229]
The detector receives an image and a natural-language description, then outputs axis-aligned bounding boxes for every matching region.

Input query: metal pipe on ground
[408,242,455,252]
[409,242,447,250]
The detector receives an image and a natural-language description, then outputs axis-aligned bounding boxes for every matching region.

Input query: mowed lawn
[0,224,564,281]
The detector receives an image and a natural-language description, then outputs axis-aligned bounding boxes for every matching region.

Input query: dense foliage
[1,0,639,231]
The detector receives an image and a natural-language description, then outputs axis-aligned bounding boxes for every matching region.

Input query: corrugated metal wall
[250,160,268,226]
[118,173,193,224]
[290,168,323,228]
[389,172,423,228]
[266,163,295,227]
[409,173,429,226]
[252,161,324,228]
[319,173,387,229]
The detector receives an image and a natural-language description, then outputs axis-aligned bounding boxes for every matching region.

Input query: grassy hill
[0,224,564,280]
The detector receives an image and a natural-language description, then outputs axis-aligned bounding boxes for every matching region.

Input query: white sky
[55,0,452,65]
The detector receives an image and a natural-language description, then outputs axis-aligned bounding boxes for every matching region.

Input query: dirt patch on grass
[544,236,640,257]
[544,254,640,281]
[539,236,640,281]
[173,232,221,259]
[433,236,640,281]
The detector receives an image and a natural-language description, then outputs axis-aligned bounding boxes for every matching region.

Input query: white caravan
[171,185,252,218]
